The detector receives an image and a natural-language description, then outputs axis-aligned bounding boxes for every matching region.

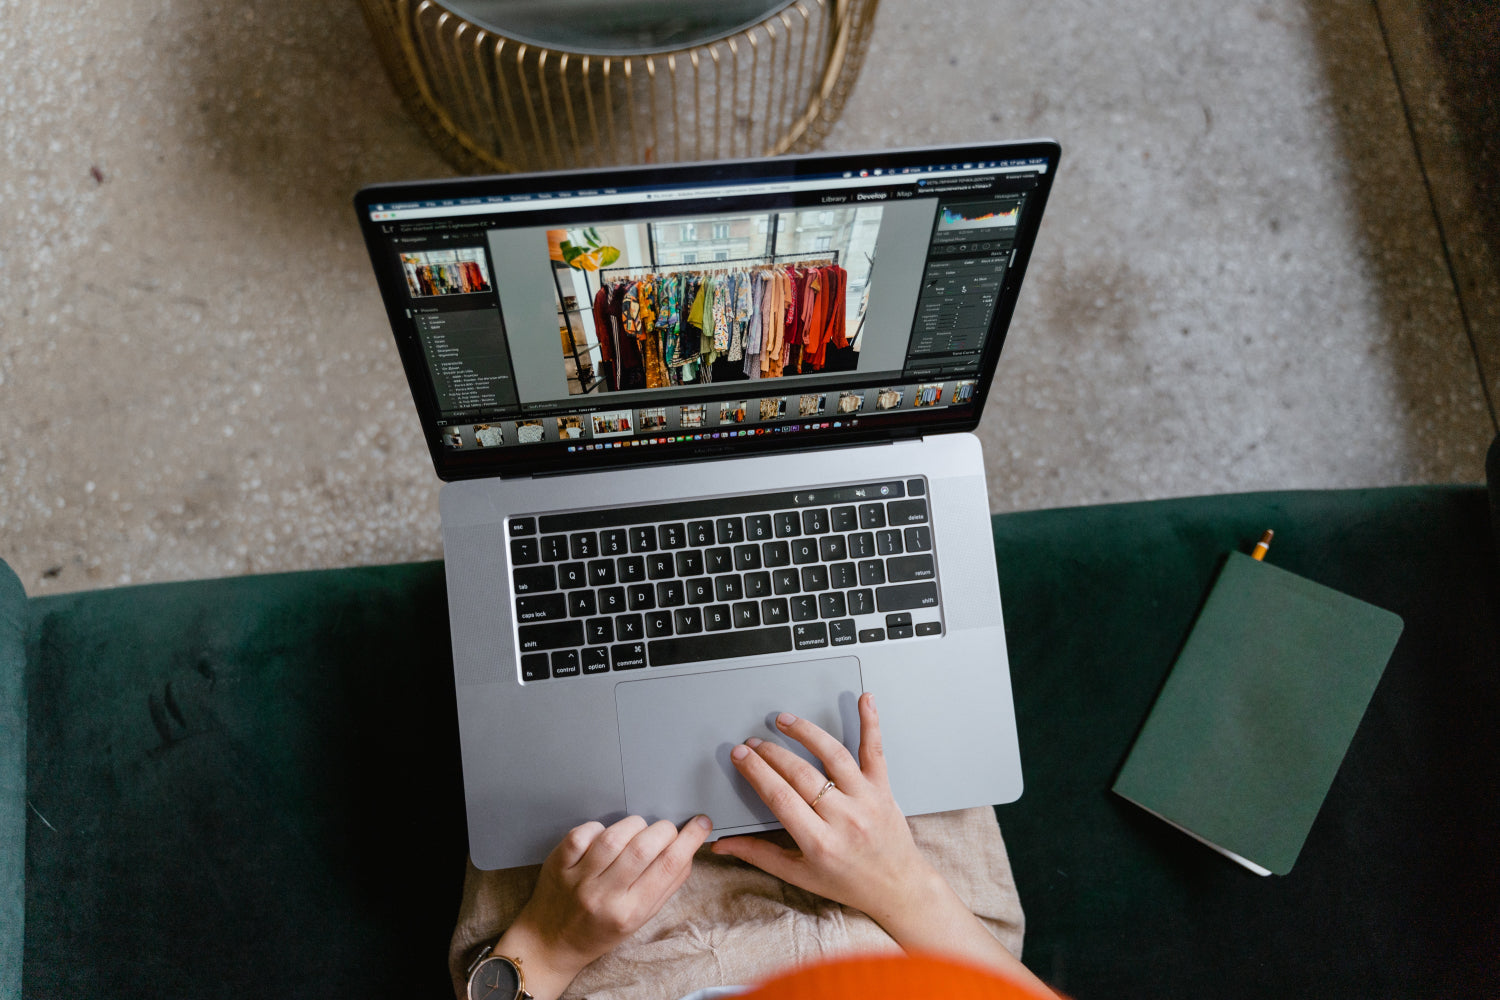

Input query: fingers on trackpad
[614,657,863,831]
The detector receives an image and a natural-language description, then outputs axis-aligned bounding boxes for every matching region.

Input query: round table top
[440,0,795,55]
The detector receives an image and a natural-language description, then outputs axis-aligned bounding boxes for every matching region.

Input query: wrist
[491,917,591,1000]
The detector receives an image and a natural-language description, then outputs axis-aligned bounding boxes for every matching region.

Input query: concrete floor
[2,0,1496,596]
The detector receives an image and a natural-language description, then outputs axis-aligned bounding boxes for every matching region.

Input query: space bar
[648,627,794,667]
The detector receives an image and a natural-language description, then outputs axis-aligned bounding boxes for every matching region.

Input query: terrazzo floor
[2,0,1495,596]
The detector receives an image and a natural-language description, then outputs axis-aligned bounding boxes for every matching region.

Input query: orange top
[740,952,1058,1000]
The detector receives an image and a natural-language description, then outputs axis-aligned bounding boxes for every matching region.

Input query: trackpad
[615,657,863,832]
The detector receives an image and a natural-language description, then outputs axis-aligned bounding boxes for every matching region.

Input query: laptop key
[791,539,819,564]
[888,499,929,524]
[830,562,858,589]
[714,575,743,602]
[793,622,829,650]
[586,617,614,644]
[611,642,647,670]
[819,592,847,619]
[790,595,819,621]
[704,604,732,631]
[875,582,939,612]
[567,590,596,617]
[646,553,675,580]
[802,508,830,535]
[629,527,657,552]
[761,597,790,624]
[626,584,654,610]
[569,533,598,560]
[658,523,687,549]
[559,562,588,589]
[598,586,626,613]
[581,646,610,674]
[600,528,629,555]
[916,621,942,636]
[686,577,714,604]
[800,565,830,592]
[648,626,793,667]
[617,555,646,583]
[745,514,774,541]
[732,601,761,628]
[673,607,704,634]
[887,554,935,582]
[615,614,644,640]
[830,619,857,645]
[518,620,584,652]
[762,540,791,567]
[587,559,616,586]
[848,588,875,616]
[772,568,801,594]
[510,538,539,565]
[773,511,801,537]
[889,625,915,640]
[541,535,569,562]
[513,565,557,594]
[819,535,848,562]
[886,613,913,628]
[858,503,886,529]
[675,550,704,577]
[903,525,932,552]
[687,520,715,546]
[857,560,885,587]
[734,544,762,571]
[848,532,875,559]
[645,611,674,638]
[509,517,537,537]
[656,580,686,607]
[716,518,745,544]
[876,530,903,556]
[705,547,734,574]
[831,505,858,531]
[521,653,550,681]
[550,650,580,678]
[515,593,566,622]
[744,571,771,598]
[858,628,885,643]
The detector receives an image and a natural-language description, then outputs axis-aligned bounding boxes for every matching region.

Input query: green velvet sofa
[5,467,1498,997]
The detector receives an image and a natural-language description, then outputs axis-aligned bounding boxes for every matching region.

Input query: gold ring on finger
[809,780,837,808]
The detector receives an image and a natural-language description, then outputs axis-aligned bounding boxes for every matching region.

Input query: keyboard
[507,478,942,681]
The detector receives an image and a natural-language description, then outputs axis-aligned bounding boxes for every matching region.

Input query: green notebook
[1112,551,1404,876]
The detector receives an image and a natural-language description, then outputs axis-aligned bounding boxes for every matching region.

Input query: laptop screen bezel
[354,140,1061,481]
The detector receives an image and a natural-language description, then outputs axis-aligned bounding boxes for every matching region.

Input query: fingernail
[745,737,764,748]
[731,745,749,761]
[695,815,713,830]
[777,712,797,727]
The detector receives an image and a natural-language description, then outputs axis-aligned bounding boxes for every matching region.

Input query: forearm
[872,864,1057,998]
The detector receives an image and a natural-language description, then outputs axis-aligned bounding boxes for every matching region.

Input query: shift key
[875,582,939,612]
[518,620,584,651]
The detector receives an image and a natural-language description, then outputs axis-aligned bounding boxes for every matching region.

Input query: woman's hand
[711,693,1058,997]
[709,693,940,927]
[495,814,712,1000]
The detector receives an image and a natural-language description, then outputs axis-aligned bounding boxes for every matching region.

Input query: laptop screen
[355,141,1059,480]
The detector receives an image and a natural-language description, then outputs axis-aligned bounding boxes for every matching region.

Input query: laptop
[354,140,1061,869]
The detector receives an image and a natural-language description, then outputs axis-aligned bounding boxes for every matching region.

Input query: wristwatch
[466,943,535,1000]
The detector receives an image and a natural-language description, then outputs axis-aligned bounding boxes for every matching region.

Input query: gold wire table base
[357,0,880,173]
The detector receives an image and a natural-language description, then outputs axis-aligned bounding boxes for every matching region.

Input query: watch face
[469,955,520,1000]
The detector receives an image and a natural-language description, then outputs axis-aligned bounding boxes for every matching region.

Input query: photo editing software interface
[365,155,1049,459]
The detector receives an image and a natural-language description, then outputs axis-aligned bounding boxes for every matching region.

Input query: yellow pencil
[1251,529,1274,561]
